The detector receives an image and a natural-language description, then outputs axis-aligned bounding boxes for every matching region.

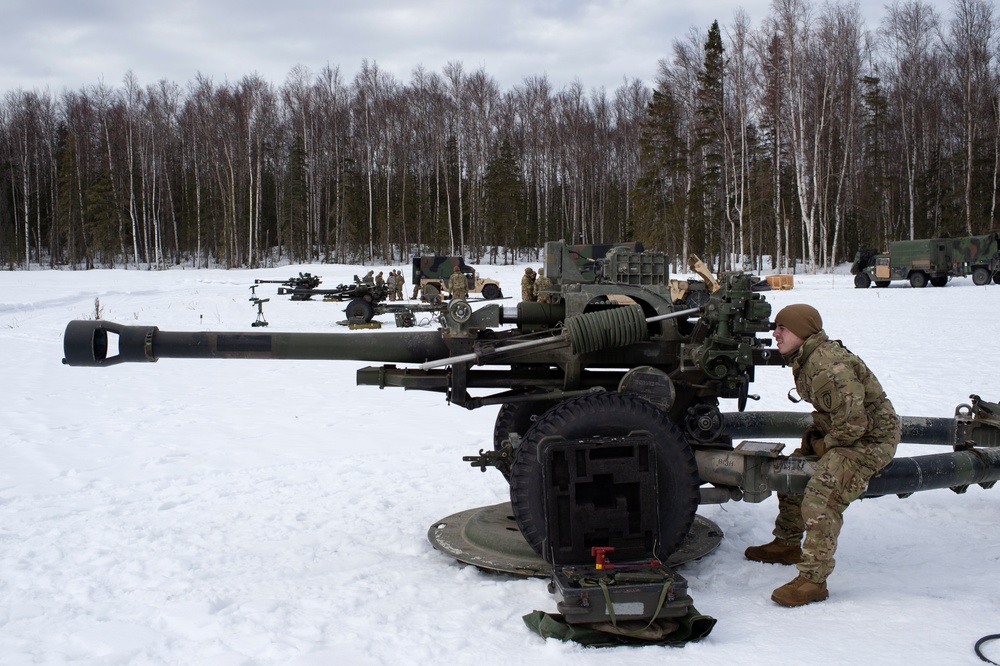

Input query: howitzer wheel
[994,272,1000,285]
[853,273,871,289]
[509,392,700,562]
[344,298,375,323]
[492,397,560,479]
[427,503,722,577]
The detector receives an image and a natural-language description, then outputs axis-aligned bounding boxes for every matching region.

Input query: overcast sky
[4,0,947,96]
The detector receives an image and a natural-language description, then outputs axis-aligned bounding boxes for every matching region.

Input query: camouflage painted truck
[412,256,503,302]
[852,232,1000,288]
[61,240,1000,629]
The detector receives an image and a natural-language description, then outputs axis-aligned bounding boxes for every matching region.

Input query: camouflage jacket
[521,274,536,301]
[448,271,469,298]
[789,331,897,451]
[535,275,553,302]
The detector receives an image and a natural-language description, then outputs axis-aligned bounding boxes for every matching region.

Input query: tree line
[1,0,997,273]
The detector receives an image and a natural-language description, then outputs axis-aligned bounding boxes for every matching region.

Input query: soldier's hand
[799,428,826,457]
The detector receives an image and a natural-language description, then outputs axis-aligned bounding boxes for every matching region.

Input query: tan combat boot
[744,539,802,565]
[771,574,829,607]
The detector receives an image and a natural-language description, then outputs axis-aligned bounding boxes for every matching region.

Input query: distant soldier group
[386,269,405,301]
[521,266,553,303]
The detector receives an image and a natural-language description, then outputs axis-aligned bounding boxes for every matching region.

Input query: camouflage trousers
[772,423,900,583]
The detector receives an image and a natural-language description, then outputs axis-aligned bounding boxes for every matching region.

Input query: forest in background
[2,0,999,272]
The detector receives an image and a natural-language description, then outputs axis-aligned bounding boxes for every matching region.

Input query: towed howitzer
[254,272,322,299]
[255,272,390,306]
[62,240,1000,568]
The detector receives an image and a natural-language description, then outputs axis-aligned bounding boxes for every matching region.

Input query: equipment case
[540,434,692,624]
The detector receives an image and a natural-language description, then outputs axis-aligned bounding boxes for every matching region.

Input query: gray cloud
[2,0,918,95]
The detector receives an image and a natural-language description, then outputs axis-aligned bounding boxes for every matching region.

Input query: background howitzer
[63,240,1000,567]
[255,272,390,308]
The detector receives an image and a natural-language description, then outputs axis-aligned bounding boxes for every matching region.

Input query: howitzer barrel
[62,320,451,367]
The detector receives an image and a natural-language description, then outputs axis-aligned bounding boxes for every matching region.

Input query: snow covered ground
[1,259,998,665]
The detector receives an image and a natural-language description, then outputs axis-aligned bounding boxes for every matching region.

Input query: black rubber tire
[909,272,928,288]
[344,298,374,322]
[481,283,502,300]
[993,272,1000,285]
[493,400,559,451]
[930,275,948,287]
[492,398,559,481]
[853,273,871,289]
[874,281,890,288]
[509,392,700,561]
[973,267,991,286]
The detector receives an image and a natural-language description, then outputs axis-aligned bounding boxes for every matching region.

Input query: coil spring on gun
[565,304,649,355]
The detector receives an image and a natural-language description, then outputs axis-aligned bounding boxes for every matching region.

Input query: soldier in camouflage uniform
[448,265,469,300]
[535,267,553,303]
[386,271,397,301]
[395,270,405,301]
[745,304,900,607]
[521,267,536,302]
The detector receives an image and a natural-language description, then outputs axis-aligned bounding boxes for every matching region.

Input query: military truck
[852,232,1000,288]
[412,256,503,302]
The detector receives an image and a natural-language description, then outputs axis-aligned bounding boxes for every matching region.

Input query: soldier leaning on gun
[745,304,900,607]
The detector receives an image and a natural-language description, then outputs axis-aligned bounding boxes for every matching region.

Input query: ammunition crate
[765,274,795,290]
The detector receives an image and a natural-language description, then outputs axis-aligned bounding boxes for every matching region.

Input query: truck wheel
[993,272,1000,285]
[909,272,928,288]
[422,283,442,303]
[973,267,991,286]
[509,392,700,560]
[853,273,871,289]
[874,281,890,288]
[930,276,948,287]
[482,283,502,300]
[344,298,374,323]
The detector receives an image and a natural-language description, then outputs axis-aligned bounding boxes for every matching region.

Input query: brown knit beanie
[774,304,823,339]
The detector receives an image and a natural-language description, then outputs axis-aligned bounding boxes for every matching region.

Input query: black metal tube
[722,411,957,446]
[62,320,452,367]
[864,448,1000,497]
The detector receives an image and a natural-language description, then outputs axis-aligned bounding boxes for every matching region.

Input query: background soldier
[448,265,469,299]
[375,271,385,290]
[395,270,405,301]
[535,267,552,303]
[386,271,397,301]
[521,267,536,301]
[745,304,900,607]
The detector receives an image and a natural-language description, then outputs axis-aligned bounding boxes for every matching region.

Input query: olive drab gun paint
[63,239,1000,626]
